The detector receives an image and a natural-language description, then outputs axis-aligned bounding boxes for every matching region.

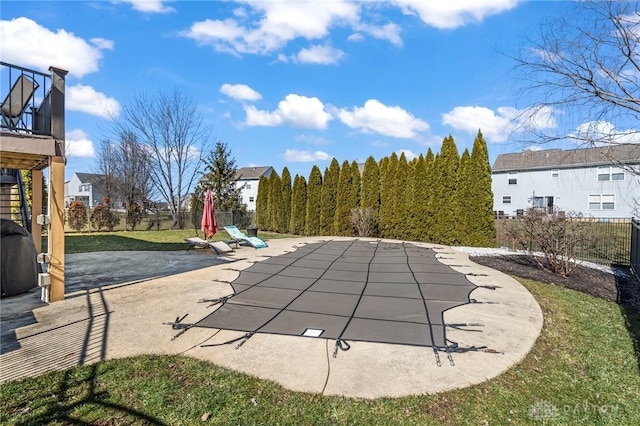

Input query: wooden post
[49,157,65,301]
[48,66,68,302]
[31,169,43,253]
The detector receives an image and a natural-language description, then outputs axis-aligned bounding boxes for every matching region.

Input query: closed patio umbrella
[201,189,218,238]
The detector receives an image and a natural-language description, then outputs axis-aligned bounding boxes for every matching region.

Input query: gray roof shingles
[492,144,640,172]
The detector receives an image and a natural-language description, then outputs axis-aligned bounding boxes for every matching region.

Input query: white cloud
[294,44,345,64]
[67,85,121,119]
[181,0,405,56]
[66,129,95,158]
[283,149,330,162]
[121,0,174,13]
[570,120,640,145]
[338,99,429,138]
[441,105,557,143]
[397,149,417,160]
[353,22,402,46]
[220,83,262,101]
[244,94,332,129]
[295,134,333,146]
[392,0,519,29]
[442,106,510,142]
[0,17,113,78]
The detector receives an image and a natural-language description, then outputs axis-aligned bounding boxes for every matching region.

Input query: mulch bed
[469,254,640,313]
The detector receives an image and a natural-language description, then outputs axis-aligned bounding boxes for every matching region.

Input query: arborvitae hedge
[428,136,460,245]
[409,154,429,241]
[392,153,411,239]
[255,175,269,229]
[361,155,380,210]
[289,175,307,235]
[281,167,292,234]
[378,153,397,238]
[268,171,284,232]
[466,130,496,247]
[334,160,354,236]
[457,148,473,245]
[254,131,495,247]
[319,158,340,235]
[305,165,322,236]
[350,160,361,208]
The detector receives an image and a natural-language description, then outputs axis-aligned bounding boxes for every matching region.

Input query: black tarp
[1,219,38,297]
[194,240,478,350]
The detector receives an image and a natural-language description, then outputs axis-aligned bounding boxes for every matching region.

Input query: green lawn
[45,229,296,254]
[1,277,638,425]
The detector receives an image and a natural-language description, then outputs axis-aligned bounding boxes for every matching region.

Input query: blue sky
[2,0,572,181]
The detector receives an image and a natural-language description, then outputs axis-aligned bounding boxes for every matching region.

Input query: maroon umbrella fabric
[201,189,218,238]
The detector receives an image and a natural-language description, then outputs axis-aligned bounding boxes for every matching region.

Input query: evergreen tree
[255,175,270,229]
[268,171,284,232]
[361,156,380,210]
[467,130,497,247]
[319,158,340,235]
[428,136,461,245]
[457,149,473,245]
[334,160,354,236]
[350,160,361,209]
[305,165,323,236]
[289,175,307,235]
[379,153,397,238]
[422,148,436,241]
[199,141,243,211]
[391,152,411,239]
[281,167,292,234]
[408,154,428,241]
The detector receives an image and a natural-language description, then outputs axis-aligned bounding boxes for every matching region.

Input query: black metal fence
[631,218,639,280]
[495,217,633,266]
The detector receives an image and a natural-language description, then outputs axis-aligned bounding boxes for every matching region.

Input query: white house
[64,173,106,208]
[492,145,640,219]
[236,166,273,211]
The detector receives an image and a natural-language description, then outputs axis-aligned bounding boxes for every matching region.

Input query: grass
[1,278,639,425]
[43,229,296,254]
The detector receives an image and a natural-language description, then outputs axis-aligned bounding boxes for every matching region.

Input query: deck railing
[1,62,52,135]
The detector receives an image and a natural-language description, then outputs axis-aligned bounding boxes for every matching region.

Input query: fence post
[632,218,639,281]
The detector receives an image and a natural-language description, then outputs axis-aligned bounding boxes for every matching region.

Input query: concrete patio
[0,237,543,399]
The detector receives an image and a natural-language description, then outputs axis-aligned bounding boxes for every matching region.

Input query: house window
[246,184,251,190]
[532,197,545,208]
[588,194,615,210]
[249,196,254,202]
[551,169,559,178]
[598,166,624,181]
[508,172,517,185]
[502,196,511,204]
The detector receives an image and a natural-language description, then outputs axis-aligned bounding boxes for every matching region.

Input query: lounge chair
[223,225,268,248]
[185,237,234,254]
[1,74,39,130]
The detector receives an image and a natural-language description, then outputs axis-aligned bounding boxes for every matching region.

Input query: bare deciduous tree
[513,0,640,174]
[114,88,211,228]
[95,132,153,210]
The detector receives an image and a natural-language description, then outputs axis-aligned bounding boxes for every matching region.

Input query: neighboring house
[235,166,273,211]
[492,145,640,219]
[64,172,107,208]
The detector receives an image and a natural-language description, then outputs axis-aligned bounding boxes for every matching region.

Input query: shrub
[127,203,143,231]
[351,207,379,238]
[504,208,596,277]
[67,201,88,231]
[90,197,120,231]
